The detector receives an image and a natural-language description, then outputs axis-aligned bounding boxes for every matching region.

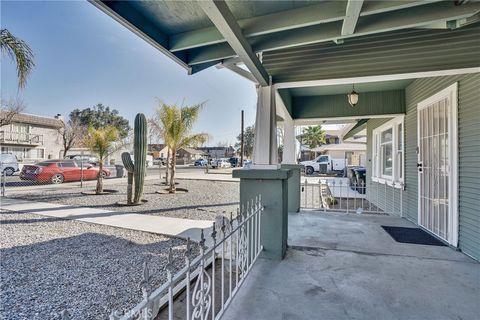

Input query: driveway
[221,211,479,320]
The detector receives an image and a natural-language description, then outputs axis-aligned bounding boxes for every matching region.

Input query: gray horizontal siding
[365,74,480,260]
[292,90,405,119]
[263,24,480,83]
[404,73,480,261]
[366,118,403,216]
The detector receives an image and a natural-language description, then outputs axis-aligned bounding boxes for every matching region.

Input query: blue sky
[1,0,258,145]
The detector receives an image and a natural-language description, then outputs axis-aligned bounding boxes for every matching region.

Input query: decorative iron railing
[301,178,404,215]
[0,131,43,145]
[102,195,264,320]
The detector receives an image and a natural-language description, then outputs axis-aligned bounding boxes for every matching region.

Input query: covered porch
[222,211,479,320]
[89,1,480,319]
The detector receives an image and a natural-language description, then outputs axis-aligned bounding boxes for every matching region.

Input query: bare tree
[58,117,84,158]
[0,97,26,127]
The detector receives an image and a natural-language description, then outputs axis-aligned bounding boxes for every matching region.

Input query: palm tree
[83,126,119,194]
[302,125,326,149]
[161,102,209,193]
[0,29,35,89]
[150,103,176,186]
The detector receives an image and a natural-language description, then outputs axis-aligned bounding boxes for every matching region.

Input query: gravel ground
[10,179,239,221]
[0,211,198,320]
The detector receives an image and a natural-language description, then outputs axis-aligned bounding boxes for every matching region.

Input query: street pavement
[0,165,238,196]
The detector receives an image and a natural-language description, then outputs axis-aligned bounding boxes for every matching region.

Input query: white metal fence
[104,196,264,320]
[301,178,403,215]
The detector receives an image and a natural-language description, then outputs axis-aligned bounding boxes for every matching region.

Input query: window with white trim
[372,116,404,184]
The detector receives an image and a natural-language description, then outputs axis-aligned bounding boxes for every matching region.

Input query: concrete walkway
[175,170,238,182]
[222,211,479,320]
[0,197,213,241]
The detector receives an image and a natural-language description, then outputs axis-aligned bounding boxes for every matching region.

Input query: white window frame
[371,116,404,187]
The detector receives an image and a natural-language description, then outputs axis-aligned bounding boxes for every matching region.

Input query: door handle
[417,162,423,172]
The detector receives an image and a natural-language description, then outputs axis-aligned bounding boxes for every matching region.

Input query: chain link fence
[0,158,125,198]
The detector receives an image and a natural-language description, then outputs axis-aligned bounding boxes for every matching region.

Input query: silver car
[0,153,19,176]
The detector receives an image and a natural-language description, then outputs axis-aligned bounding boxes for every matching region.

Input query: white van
[0,153,19,176]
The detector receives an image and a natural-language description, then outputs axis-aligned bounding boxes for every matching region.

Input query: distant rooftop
[0,112,63,129]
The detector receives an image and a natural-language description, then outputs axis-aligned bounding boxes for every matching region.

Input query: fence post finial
[138,259,151,293]
[211,221,217,242]
[166,247,173,273]
[185,237,191,255]
[221,216,226,236]
[200,228,206,249]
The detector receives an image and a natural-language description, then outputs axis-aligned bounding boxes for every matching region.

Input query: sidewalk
[0,197,213,242]
[175,170,239,182]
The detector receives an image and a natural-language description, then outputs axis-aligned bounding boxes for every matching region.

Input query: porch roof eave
[89,0,480,85]
[343,119,369,141]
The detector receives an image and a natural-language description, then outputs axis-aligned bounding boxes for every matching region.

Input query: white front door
[417,83,458,246]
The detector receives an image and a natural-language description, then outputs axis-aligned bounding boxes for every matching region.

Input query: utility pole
[240,110,244,167]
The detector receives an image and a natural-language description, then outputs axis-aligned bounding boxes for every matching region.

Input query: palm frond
[83,126,119,160]
[0,29,35,89]
[180,133,210,148]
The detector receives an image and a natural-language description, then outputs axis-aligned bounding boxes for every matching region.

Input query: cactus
[121,113,147,204]
[121,152,134,204]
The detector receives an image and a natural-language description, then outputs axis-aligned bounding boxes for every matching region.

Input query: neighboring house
[197,146,235,159]
[0,112,63,163]
[148,144,168,159]
[176,147,206,164]
[310,143,366,167]
[298,129,346,161]
[148,144,207,164]
[298,145,313,162]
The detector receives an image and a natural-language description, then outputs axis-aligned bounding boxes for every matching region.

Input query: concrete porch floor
[221,211,479,320]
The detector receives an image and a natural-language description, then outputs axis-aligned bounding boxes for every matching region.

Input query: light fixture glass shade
[348,90,359,107]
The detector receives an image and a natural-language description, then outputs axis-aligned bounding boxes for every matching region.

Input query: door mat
[381,226,447,246]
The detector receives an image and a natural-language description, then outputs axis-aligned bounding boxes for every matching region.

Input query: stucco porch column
[233,84,290,260]
[281,116,301,213]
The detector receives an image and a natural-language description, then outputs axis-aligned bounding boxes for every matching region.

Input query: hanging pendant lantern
[348,84,359,107]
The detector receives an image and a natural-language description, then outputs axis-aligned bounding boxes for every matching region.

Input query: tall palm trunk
[96,159,104,194]
[169,148,177,193]
[165,147,170,185]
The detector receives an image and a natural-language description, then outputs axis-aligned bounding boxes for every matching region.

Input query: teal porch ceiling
[90,0,480,82]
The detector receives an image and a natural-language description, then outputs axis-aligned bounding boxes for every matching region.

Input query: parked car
[20,159,110,184]
[194,158,208,166]
[211,158,231,168]
[228,157,240,167]
[0,153,19,176]
[65,154,98,164]
[347,166,366,193]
